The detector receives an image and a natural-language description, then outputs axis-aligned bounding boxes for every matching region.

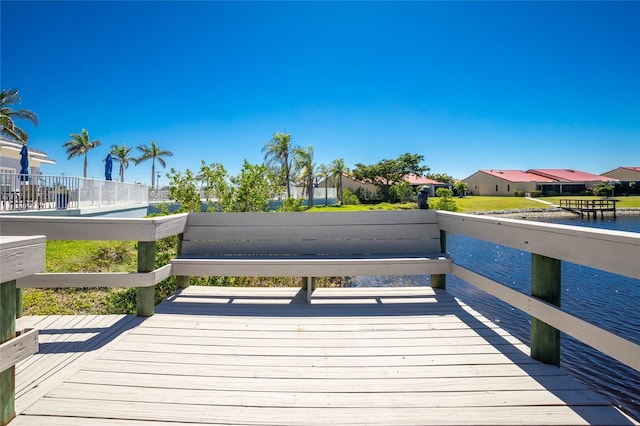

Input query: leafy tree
[169,160,280,213]
[167,167,202,213]
[594,181,614,197]
[231,160,277,212]
[390,181,416,203]
[294,145,315,208]
[0,88,38,143]
[329,158,349,205]
[63,128,102,178]
[263,131,295,198]
[453,181,468,197]
[433,187,458,211]
[427,173,456,184]
[352,153,429,202]
[197,161,233,211]
[110,143,134,182]
[134,140,173,189]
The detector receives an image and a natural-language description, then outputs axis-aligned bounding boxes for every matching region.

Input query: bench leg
[431,274,446,289]
[176,276,190,289]
[306,277,314,304]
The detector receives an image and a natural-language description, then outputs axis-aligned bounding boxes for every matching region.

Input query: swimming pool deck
[12,286,637,425]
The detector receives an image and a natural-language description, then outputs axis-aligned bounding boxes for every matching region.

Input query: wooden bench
[170,210,452,302]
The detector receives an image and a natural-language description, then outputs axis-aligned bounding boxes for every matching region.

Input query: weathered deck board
[14,314,143,414]
[12,286,638,425]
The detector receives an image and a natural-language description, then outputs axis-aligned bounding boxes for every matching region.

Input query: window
[496,185,498,192]
[507,184,510,192]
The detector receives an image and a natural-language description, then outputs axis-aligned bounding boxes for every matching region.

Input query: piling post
[137,241,156,317]
[1,280,17,425]
[431,230,447,289]
[175,233,189,289]
[531,253,561,366]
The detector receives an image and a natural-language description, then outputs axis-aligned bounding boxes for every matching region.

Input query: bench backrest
[181,210,442,257]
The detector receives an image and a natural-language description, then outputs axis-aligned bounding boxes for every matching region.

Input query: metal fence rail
[0,173,148,212]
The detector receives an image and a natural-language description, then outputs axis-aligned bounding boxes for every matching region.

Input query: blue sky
[2,1,639,185]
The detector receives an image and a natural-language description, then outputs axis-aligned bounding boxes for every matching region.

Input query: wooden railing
[559,198,617,218]
[1,211,638,374]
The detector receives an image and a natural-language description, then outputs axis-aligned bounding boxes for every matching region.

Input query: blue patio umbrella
[105,153,113,181]
[19,144,29,182]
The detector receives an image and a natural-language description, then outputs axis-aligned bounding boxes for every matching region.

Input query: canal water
[351,215,640,420]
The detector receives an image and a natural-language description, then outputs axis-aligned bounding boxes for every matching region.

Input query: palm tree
[317,163,330,206]
[0,88,38,143]
[63,128,102,178]
[294,145,315,208]
[262,131,294,198]
[110,143,134,182]
[330,158,349,205]
[134,140,173,189]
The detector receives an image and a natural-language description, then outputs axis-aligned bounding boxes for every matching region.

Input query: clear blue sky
[2,1,639,185]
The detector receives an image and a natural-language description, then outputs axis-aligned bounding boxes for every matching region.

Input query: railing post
[137,241,156,317]
[1,280,17,425]
[531,253,561,366]
[175,234,189,289]
[431,230,447,289]
[15,288,22,318]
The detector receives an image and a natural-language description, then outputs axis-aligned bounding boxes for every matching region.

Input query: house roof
[529,169,613,182]
[479,170,555,183]
[404,174,443,185]
[602,166,640,174]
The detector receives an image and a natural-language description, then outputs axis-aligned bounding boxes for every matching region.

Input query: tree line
[1,88,173,186]
[3,88,460,206]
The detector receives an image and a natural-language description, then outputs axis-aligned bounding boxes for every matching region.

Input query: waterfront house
[463,168,616,196]
[602,166,640,194]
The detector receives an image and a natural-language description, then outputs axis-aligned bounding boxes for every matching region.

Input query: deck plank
[12,286,638,425]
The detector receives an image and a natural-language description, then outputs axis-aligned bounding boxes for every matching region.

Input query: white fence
[0,173,149,212]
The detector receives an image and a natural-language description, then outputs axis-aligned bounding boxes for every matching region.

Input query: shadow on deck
[13,286,637,425]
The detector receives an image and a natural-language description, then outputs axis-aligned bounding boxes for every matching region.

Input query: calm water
[352,215,640,420]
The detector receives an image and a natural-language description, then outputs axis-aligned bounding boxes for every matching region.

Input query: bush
[514,190,525,197]
[390,181,416,203]
[280,197,306,212]
[529,190,542,198]
[433,188,458,211]
[342,188,360,205]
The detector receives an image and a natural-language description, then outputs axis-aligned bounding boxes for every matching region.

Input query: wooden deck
[12,286,637,425]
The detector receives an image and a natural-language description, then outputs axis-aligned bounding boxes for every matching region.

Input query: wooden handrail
[3,211,639,371]
[437,211,640,370]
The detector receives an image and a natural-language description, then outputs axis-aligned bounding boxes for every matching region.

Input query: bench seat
[171,254,452,278]
[173,210,451,302]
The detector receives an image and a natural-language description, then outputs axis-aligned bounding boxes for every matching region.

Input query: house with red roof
[463,169,615,196]
[404,174,452,196]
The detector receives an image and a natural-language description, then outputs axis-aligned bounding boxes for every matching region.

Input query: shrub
[342,188,360,205]
[529,190,542,198]
[514,190,525,197]
[390,181,416,203]
[280,197,306,212]
[433,188,458,211]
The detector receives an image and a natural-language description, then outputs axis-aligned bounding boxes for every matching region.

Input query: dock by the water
[12,286,636,426]
[560,198,617,219]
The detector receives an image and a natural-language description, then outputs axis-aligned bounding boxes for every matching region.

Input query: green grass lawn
[309,197,554,213]
[453,196,553,212]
